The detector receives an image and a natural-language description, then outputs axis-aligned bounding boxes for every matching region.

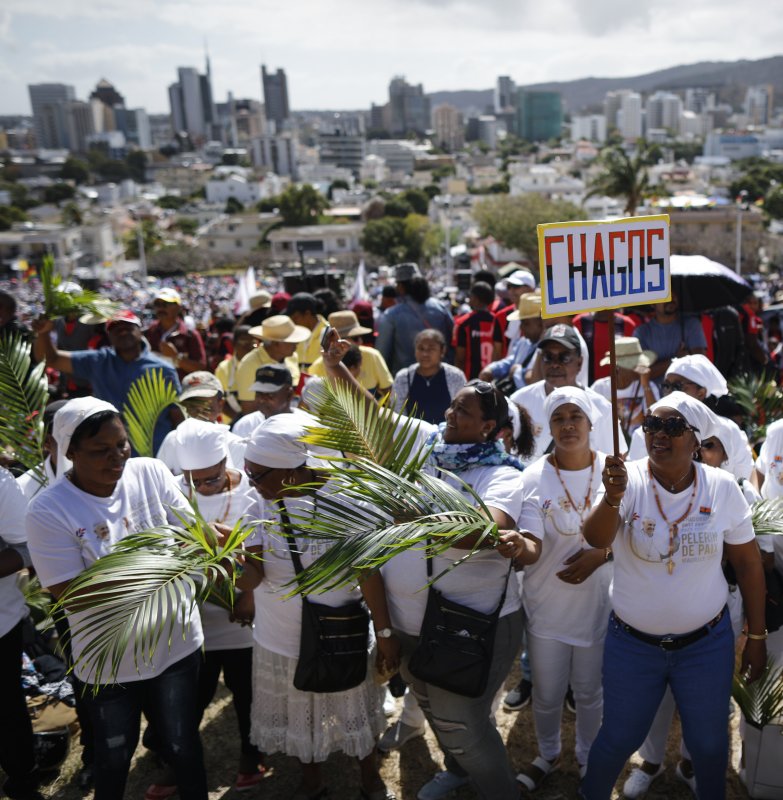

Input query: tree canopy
[586,142,658,216]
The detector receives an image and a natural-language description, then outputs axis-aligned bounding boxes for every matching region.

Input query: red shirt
[144,319,206,379]
[572,313,637,382]
[453,309,503,380]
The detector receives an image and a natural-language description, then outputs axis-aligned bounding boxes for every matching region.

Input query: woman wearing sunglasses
[515,387,613,790]
[579,392,766,800]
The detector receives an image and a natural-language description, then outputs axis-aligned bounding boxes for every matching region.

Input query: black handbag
[408,544,512,698]
[280,506,370,693]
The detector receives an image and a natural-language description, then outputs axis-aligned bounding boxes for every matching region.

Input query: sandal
[516,755,560,791]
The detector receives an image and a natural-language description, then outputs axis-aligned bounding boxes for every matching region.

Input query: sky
[1,0,782,116]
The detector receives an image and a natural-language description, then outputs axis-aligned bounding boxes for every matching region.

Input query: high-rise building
[684,88,715,115]
[515,90,563,142]
[168,62,217,143]
[388,76,430,135]
[745,85,774,126]
[261,66,290,132]
[251,133,297,178]
[28,83,75,149]
[571,115,607,142]
[494,76,516,113]
[617,92,643,141]
[318,114,366,175]
[222,96,266,146]
[432,104,464,151]
[114,108,152,149]
[646,91,683,134]
[62,101,95,153]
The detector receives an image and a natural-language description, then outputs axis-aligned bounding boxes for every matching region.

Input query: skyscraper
[29,83,75,148]
[432,104,465,151]
[515,90,563,142]
[494,76,516,113]
[388,76,430,135]
[261,66,290,132]
[168,61,217,143]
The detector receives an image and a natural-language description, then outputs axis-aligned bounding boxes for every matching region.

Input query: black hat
[538,324,581,351]
[285,292,319,316]
[249,364,293,393]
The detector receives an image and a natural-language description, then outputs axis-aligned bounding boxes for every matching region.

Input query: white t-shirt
[755,418,783,500]
[176,471,257,651]
[382,462,524,637]
[26,457,204,684]
[509,381,628,464]
[0,467,30,638]
[156,424,247,475]
[251,486,368,659]
[17,457,57,503]
[610,458,753,635]
[518,452,612,647]
[590,377,659,439]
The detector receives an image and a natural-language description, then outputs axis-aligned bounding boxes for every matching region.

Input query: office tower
[261,65,290,132]
[495,76,516,113]
[168,61,217,142]
[432,104,465,151]
[318,114,366,174]
[29,83,75,148]
[745,85,773,126]
[646,91,683,134]
[62,101,95,152]
[515,89,563,142]
[388,76,430,135]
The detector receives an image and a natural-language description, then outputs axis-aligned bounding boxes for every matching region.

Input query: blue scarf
[425,423,525,473]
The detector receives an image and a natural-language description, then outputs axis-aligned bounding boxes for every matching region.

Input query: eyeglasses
[244,466,275,485]
[190,472,225,489]
[541,351,576,365]
[662,379,699,393]
[641,415,697,437]
[699,440,718,450]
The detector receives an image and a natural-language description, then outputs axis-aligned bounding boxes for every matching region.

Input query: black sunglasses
[661,379,698,393]
[699,440,718,450]
[641,415,698,437]
[244,466,276,485]
[542,351,576,365]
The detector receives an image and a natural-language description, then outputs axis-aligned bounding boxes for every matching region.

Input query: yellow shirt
[296,316,329,370]
[308,346,393,393]
[235,347,300,402]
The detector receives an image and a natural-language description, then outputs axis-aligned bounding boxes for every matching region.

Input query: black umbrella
[670,254,752,313]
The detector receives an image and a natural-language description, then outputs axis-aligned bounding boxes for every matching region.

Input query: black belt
[612,608,725,651]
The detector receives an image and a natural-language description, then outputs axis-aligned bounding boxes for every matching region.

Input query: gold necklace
[650,463,693,492]
[648,461,697,575]
[551,450,596,526]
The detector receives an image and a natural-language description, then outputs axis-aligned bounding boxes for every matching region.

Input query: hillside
[427,55,783,115]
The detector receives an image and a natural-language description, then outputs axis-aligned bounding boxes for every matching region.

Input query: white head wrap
[299,376,327,413]
[174,418,228,471]
[244,414,311,469]
[709,414,754,481]
[52,397,119,466]
[543,386,595,425]
[666,355,728,398]
[507,401,522,442]
[649,391,718,441]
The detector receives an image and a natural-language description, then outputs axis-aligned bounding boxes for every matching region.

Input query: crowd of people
[0,258,782,800]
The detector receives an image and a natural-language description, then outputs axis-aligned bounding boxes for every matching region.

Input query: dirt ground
[28,665,751,800]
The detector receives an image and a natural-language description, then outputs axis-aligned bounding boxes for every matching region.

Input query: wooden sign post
[537,215,671,456]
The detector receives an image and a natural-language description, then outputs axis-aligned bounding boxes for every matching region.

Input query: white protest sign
[537,215,670,319]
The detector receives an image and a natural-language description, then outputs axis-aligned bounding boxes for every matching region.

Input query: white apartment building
[432,104,465,151]
[571,115,607,143]
[197,213,281,256]
[267,223,364,266]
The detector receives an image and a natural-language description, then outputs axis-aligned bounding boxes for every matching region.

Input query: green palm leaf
[751,498,783,537]
[733,659,783,728]
[122,369,180,457]
[729,373,783,447]
[0,332,48,483]
[40,254,117,320]
[55,506,260,687]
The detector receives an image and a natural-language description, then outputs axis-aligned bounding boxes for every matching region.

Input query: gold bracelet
[603,495,621,509]
[604,547,613,562]
[745,629,768,641]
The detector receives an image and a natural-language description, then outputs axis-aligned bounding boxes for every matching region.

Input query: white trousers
[527,631,604,766]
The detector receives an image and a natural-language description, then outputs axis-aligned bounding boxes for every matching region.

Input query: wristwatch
[375,627,393,639]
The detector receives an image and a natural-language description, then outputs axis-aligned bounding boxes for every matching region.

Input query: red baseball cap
[106,310,142,328]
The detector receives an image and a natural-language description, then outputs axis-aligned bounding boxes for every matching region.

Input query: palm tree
[585,142,657,216]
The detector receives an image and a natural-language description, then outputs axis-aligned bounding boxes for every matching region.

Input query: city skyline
[1,0,781,116]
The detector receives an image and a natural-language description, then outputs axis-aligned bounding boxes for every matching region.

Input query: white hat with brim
[599,337,656,371]
[249,315,310,344]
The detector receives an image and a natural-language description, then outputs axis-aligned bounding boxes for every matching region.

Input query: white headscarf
[649,391,718,441]
[52,397,119,470]
[543,386,595,425]
[666,355,728,398]
[174,418,228,471]
[244,414,311,469]
[507,401,522,442]
[709,414,754,481]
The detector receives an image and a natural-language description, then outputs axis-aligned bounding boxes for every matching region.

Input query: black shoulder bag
[408,543,512,698]
[279,505,370,693]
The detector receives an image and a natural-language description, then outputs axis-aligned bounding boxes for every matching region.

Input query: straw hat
[328,310,373,338]
[599,337,656,372]
[249,290,272,310]
[507,291,542,321]
[249,314,310,343]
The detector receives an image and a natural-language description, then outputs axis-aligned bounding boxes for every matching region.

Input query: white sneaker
[675,760,697,795]
[377,720,426,753]
[383,689,396,717]
[622,765,664,799]
[416,771,470,800]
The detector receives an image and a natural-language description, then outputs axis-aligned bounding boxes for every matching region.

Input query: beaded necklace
[551,450,596,527]
[647,461,698,575]
[189,470,235,524]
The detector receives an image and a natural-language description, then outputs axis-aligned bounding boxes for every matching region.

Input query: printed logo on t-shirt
[628,513,720,565]
[542,495,582,537]
[93,522,110,541]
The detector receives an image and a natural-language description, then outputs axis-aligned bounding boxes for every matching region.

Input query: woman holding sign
[578,392,767,800]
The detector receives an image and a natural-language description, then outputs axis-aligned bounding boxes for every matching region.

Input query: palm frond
[282,456,499,595]
[40,254,117,320]
[302,378,430,475]
[729,373,783,447]
[21,574,55,629]
[733,658,783,728]
[122,369,180,457]
[0,332,48,482]
[751,498,783,537]
[55,506,260,687]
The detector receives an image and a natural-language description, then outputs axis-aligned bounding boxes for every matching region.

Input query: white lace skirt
[249,642,386,763]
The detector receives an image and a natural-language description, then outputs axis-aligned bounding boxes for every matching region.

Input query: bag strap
[278,503,306,576]
[424,536,512,616]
